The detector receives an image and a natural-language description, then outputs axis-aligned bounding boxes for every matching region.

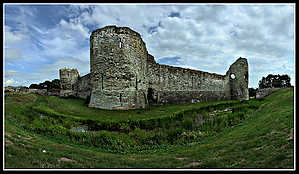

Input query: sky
[4,3,295,88]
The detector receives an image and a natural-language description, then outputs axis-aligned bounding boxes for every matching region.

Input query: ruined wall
[227,58,249,100]
[59,25,249,110]
[60,68,92,99]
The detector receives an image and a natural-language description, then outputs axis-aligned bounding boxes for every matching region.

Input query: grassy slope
[47,96,240,120]
[4,89,294,169]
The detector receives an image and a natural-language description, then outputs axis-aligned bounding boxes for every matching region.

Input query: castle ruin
[59,25,249,110]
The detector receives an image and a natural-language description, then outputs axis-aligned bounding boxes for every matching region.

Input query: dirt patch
[24,137,32,140]
[266,130,279,136]
[5,139,13,146]
[176,157,188,160]
[185,160,201,168]
[286,128,293,140]
[4,132,11,137]
[58,157,75,162]
[242,161,250,166]
[46,97,50,108]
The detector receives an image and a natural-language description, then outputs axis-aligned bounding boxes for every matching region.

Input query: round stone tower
[59,68,80,98]
[228,57,249,100]
[89,25,148,110]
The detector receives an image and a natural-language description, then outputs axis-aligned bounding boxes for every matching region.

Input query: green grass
[47,95,241,120]
[4,89,294,169]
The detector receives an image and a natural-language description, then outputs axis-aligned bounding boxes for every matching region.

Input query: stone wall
[60,25,249,110]
[77,73,92,99]
[255,88,277,99]
[4,86,47,95]
[147,54,231,105]
[47,91,60,96]
[5,86,58,96]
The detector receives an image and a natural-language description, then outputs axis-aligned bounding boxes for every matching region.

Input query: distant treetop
[258,74,291,88]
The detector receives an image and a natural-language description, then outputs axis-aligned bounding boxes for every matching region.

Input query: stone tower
[59,68,80,98]
[227,57,249,100]
[88,25,148,110]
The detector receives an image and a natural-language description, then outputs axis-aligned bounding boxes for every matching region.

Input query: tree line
[249,74,292,98]
[28,79,60,92]
[258,74,291,89]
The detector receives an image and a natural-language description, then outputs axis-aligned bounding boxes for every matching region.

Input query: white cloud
[4,70,29,86]
[4,26,27,45]
[59,18,89,39]
[4,57,90,87]
[4,25,29,61]
[41,57,90,76]
[4,4,294,88]
[5,78,22,86]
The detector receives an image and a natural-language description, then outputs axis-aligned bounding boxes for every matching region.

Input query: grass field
[46,95,241,120]
[4,88,294,169]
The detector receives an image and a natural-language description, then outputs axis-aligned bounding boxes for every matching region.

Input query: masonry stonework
[59,25,249,110]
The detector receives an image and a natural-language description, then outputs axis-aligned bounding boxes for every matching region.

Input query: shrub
[181,116,193,130]
[232,105,249,113]
[166,127,184,144]
[238,111,246,120]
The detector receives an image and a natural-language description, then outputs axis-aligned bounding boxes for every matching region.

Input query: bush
[166,127,184,144]
[237,111,246,120]
[180,116,193,130]
[232,105,248,113]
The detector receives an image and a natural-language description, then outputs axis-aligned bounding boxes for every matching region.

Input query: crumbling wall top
[91,25,142,38]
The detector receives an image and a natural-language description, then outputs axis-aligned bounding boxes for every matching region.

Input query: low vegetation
[4,88,294,168]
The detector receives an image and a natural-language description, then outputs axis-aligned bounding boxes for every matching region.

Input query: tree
[43,80,52,92]
[29,79,60,91]
[258,74,291,88]
[38,82,46,89]
[50,79,60,89]
[29,83,39,89]
[48,79,60,92]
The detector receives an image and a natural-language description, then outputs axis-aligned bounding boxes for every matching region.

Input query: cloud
[4,70,28,86]
[59,18,89,39]
[4,25,29,61]
[40,57,90,76]
[4,4,294,88]
[4,26,27,45]
[4,57,90,87]
[5,78,23,86]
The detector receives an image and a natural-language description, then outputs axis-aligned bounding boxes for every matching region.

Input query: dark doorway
[148,88,153,101]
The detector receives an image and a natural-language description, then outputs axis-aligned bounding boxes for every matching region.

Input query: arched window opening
[230,73,236,79]
[101,73,104,90]
[135,75,138,90]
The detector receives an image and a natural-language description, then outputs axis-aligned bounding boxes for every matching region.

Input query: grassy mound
[4,89,294,168]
